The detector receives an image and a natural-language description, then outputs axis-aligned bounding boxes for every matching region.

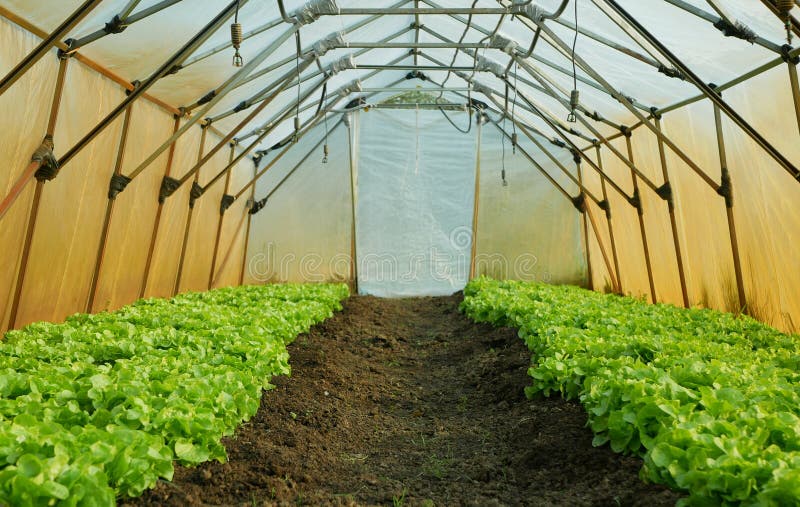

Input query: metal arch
[61,0,186,56]
[0,0,104,96]
[599,0,800,182]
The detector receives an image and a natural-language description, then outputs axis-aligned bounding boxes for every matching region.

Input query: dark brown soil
[125,295,682,507]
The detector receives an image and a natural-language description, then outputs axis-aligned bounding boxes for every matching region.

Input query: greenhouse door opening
[355,109,478,297]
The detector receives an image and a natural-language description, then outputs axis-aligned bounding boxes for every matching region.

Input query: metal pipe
[119,0,144,20]
[208,144,238,290]
[338,42,498,48]
[63,0,184,55]
[179,60,314,189]
[6,55,70,329]
[470,120,482,279]
[337,8,508,15]
[577,162,593,290]
[360,87,473,93]
[663,0,783,53]
[528,20,723,190]
[712,101,747,312]
[0,0,103,96]
[140,115,181,299]
[58,0,249,169]
[657,46,800,115]
[595,145,622,292]
[418,23,652,113]
[358,65,474,71]
[0,57,69,223]
[788,59,800,135]
[239,163,257,286]
[346,120,359,292]
[601,0,800,182]
[173,126,208,296]
[125,20,295,181]
[8,182,45,329]
[277,0,293,23]
[624,134,657,303]
[86,103,135,313]
[584,201,620,292]
[653,116,690,308]
[234,98,347,200]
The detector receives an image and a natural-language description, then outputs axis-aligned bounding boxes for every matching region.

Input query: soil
[125,295,683,507]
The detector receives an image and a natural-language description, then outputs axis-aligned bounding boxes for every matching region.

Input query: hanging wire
[501,82,508,186]
[231,0,243,67]
[438,97,473,134]
[567,0,579,123]
[322,85,329,163]
[511,60,518,155]
[293,30,302,142]
[440,0,479,98]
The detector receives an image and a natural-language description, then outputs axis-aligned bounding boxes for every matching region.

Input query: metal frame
[0,0,103,95]
[3,0,800,326]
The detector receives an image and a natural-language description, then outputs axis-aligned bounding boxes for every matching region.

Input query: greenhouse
[0,0,799,505]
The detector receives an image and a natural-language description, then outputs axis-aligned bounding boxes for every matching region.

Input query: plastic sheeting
[355,108,478,297]
[476,118,585,285]
[1,1,800,331]
[244,120,353,285]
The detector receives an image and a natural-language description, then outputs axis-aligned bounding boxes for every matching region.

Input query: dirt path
[128,295,682,506]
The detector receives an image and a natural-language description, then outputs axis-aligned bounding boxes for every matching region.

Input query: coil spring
[231,23,243,67]
[777,0,794,16]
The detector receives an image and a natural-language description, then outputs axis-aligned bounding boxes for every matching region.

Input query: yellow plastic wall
[0,20,250,333]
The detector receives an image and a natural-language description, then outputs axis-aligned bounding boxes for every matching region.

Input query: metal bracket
[32,135,60,182]
[108,173,132,200]
[781,44,800,64]
[249,196,268,215]
[628,188,642,213]
[104,15,129,35]
[571,193,586,213]
[159,176,180,203]
[598,199,611,217]
[713,18,757,43]
[197,90,217,106]
[655,182,673,203]
[220,194,236,215]
[189,181,204,208]
[717,168,733,208]
[658,64,686,81]
[57,39,77,60]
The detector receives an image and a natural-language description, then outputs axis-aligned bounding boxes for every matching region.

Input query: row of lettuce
[461,277,800,506]
[0,283,349,506]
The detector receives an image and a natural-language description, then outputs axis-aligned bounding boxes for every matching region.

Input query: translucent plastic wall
[579,67,800,332]
[243,120,353,286]
[0,18,253,332]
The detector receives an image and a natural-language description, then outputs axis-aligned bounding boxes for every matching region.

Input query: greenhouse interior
[1,0,799,505]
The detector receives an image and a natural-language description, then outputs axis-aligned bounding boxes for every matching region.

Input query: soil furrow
[128,295,682,507]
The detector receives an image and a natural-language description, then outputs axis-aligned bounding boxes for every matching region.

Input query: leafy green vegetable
[461,277,800,506]
[0,283,349,506]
